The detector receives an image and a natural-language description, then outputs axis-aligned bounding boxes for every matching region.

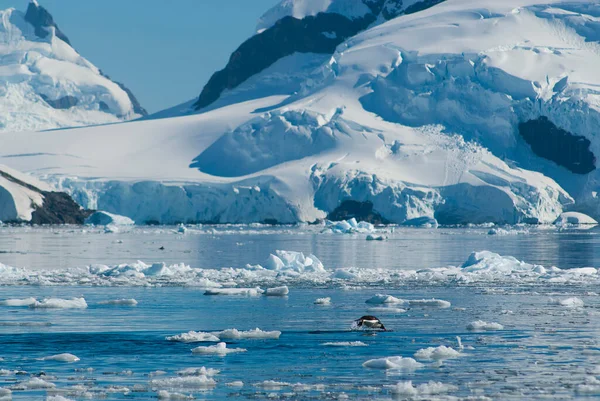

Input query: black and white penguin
[354,315,386,331]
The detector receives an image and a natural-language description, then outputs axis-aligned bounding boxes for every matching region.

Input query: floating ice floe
[166,331,221,343]
[408,299,451,308]
[487,227,529,236]
[554,212,598,227]
[314,297,331,305]
[366,307,406,313]
[226,381,244,387]
[414,346,460,361]
[31,298,88,309]
[0,297,36,307]
[365,294,404,304]
[324,219,376,234]
[167,328,280,343]
[467,320,504,331]
[386,381,458,396]
[550,297,584,308]
[322,341,367,347]
[176,367,219,377]
[218,328,281,340]
[2,250,600,289]
[157,390,194,400]
[12,378,56,390]
[98,298,138,306]
[46,396,74,401]
[366,234,386,241]
[265,286,289,296]
[251,250,326,273]
[204,287,264,296]
[0,389,10,401]
[85,211,134,226]
[191,342,246,355]
[362,356,423,371]
[151,375,216,389]
[39,353,80,363]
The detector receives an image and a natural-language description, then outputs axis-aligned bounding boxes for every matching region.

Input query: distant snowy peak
[0,1,146,133]
[193,0,444,111]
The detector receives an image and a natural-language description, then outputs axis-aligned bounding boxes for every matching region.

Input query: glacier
[1,0,600,225]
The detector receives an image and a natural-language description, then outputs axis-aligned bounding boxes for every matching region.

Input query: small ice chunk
[366,307,406,313]
[265,286,289,296]
[408,298,451,308]
[46,396,74,401]
[554,212,598,226]
[414,345,460,360]
[98,299,138,306]
[365,294,404,304]
[467,320,504,331]
[550,297,584,308]
[226,381,244,387]
[322,341,368,347]
[314,297,331,305]
[166,331,221,343]
[191,342,247,355]
[157,390,194,400]
[39,353,80,363]
[152,375,216,389]
[217,328,281,340]
[176,367,219,376]
[204,288,264,296]
[0,389,10,401]
[85,211,134,226]
[14,377,56,389]
[177,224,187,234]
[255,380,292,390]
[0,297,37,307]
[31,298,88,309]
[362,356,423,370]
[366,234,385,241]
[386,381,457,396]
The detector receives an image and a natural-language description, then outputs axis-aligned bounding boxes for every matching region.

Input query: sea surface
[0,225,600,400]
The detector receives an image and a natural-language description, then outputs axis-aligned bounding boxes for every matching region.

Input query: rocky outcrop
[100,71,148,116]
[0,168,92,224]
[40,94,79,109]
[24,0,71,45]
[194,0,445,111]
[519,117,596,175]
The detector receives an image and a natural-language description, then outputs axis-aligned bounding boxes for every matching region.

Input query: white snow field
[0,4,142,133]
[2,0,600,224]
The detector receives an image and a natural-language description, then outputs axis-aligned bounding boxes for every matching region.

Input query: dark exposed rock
[519,117,596,174]
[194,13,374,110]
[24,1,71,45]
[99,71,148,116]
[30,192,94,225]
[0,168,93,225]
[40,94,79,109]
[194,0,446,111]
[327,200,390,224]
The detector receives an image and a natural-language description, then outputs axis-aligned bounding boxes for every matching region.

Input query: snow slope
[1,0,600,224]
[0,1,144,133]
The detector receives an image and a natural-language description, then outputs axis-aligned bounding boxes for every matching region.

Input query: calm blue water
[0,226,599,400]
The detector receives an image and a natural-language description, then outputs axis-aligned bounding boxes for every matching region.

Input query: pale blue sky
[1,0,278,113]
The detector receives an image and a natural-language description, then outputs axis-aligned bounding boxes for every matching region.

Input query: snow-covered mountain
[1,0,599,225]
[0,0,146,133]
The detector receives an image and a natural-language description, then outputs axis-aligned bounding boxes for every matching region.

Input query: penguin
[354,315,386,331]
